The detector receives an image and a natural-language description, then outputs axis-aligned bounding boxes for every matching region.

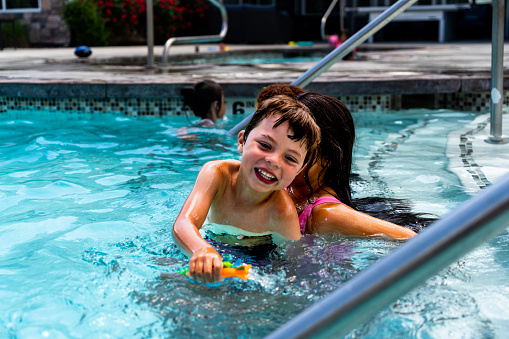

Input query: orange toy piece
[180,261,252,281]
[221,264,251,280]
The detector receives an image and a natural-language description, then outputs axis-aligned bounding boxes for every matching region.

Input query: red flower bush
[91,0,209,44]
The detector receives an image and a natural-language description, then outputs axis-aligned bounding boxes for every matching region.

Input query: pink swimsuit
[298,196,343,234]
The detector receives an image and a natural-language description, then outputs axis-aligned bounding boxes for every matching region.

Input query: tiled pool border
[0,91,505,116]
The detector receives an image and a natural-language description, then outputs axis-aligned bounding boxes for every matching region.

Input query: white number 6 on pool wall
[227,99,256,115]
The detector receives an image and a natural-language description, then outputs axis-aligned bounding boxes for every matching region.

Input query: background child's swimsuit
[299,196,343,233]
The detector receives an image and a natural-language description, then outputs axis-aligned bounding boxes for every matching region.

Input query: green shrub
[1,21,30,48]
[63,0,110,46]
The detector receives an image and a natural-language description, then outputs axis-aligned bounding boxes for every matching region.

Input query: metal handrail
[146,0,155,68]
[227,0,420,135]
[265,173,509,339]
[486,0,509,144]
[161,0,228,66]
[320,0,339,41]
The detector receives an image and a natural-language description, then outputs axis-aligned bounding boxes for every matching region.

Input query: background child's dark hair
[256,84,306,106]
[244,95,321,164]
[295,92,355,207]
[180,80,223,119]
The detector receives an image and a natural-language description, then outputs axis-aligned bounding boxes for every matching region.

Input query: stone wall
[21,0,70,46]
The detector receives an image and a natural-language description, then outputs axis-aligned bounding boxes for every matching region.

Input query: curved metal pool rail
[226,0,419,136]
[161,0,228,67]
[265,173,509,339]
[321,0,340,41]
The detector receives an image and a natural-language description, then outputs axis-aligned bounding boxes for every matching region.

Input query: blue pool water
[1,110,508,338]
[170,52,328,66]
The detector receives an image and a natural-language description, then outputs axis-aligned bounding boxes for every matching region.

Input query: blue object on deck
[296,41,314,46]
[74,46,92,58]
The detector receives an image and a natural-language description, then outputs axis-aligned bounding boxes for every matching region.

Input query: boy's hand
[189,247,223,284]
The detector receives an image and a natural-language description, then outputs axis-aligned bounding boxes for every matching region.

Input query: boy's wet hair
[243,95,321,164]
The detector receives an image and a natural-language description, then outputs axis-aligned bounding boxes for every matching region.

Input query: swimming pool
[50,49,332,71]
[1,109,508,338]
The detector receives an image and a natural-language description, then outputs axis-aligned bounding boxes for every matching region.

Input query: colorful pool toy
[180,261,251,281]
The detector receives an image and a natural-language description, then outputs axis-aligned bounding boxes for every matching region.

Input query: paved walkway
[0,42,506,77]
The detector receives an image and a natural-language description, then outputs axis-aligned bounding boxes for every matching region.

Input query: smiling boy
[172,95,320,284]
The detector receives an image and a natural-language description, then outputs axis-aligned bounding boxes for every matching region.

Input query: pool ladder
[320,0,342,41]
[160,0,228,68]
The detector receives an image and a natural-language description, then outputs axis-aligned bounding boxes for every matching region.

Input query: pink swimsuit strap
[298,196,342,234]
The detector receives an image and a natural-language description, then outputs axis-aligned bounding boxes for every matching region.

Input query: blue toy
[74,46,92,58]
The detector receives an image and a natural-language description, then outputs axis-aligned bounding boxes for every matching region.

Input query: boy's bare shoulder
[267,189,301,240]
[197,160,240,198]
[269,189,298,219]
[201,159,240,175]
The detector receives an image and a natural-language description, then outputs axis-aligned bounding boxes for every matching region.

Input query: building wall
[22,0,70,47]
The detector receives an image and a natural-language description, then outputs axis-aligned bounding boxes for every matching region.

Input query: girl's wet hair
[295,92,355,207]
[180,80,223,119]
[244,95,321,164]
[352,196,436,233]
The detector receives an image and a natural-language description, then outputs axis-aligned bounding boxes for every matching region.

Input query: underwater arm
[172,161,224,283]
[309,204,416,239]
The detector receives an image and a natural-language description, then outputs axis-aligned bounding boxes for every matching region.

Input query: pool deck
[0,42,509,97]
[0,42,509,189]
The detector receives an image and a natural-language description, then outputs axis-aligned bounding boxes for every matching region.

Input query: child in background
[172,95,321,284]
[180,80,226,127]
[255,83,305,107]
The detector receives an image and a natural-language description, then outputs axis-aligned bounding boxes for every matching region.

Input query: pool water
[82,51,330,68]
[1,110,508,338]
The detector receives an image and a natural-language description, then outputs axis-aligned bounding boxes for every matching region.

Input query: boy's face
[237,114,307,192]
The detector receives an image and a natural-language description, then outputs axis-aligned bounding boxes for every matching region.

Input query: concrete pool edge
[0,75,505,115]
[0,74,504,98]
